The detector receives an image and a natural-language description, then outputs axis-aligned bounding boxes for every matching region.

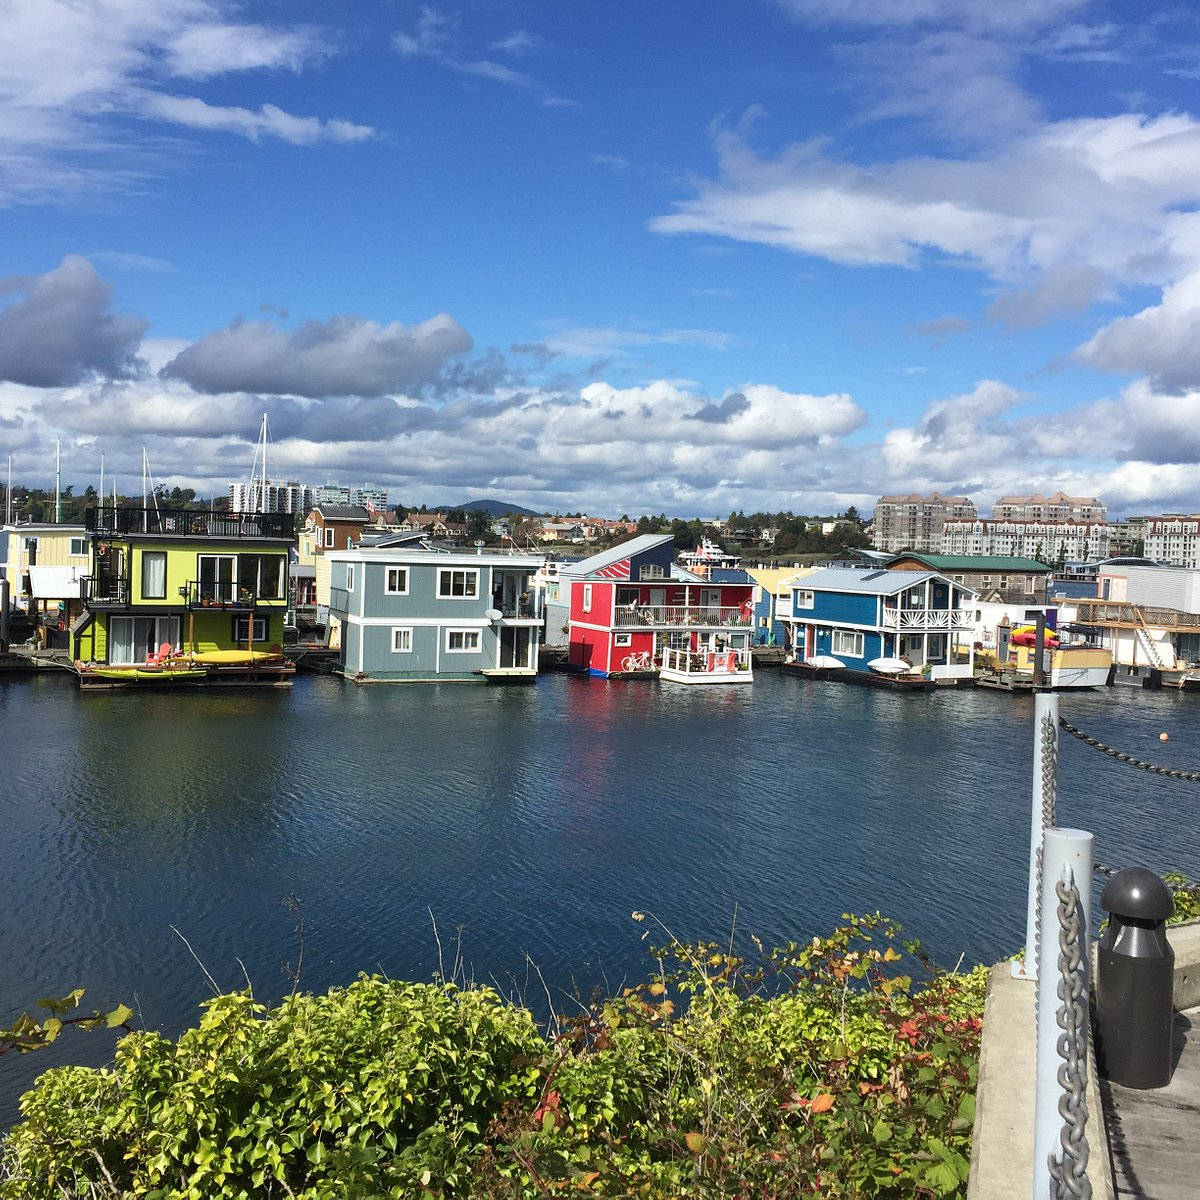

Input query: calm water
[3,670,1200,1122]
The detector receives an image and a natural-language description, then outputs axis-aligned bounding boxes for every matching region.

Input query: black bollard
[1095,866,1175,1089]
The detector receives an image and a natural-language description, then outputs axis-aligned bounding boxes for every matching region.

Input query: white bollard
[1015,691,1060,981]
[1032,826,1093,1200]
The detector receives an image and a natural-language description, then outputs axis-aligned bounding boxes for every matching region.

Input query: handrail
[85,506,293,540]
[614,604,751,627]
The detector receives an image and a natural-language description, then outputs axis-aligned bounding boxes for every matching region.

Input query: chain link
[1048,875,1091,1200]
[1059,718,1200,782]
[1034,712,1059,976]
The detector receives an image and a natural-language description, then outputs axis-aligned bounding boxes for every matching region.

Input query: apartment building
[228,479,315,515]
[941,518,1112,563]
[991,492,1107,523]
[1144,516,1200,568]
[871,492,977,554]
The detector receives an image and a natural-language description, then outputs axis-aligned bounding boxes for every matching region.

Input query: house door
[648,587,666,608]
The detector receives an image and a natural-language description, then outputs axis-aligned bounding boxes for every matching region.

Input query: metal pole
[1016,690,1059,980]
[0,578,9,652]
[99,453,104,519]
[54,437,61,523]
[5,453,10,525]
[1033,609,1047,688]
[1033,826,1093,1200]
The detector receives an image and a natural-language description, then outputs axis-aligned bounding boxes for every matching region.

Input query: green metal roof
[886,553,1051,572]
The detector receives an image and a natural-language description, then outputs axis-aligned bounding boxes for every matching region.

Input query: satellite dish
[485,608,503,622]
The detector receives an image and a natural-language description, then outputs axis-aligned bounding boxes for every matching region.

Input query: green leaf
[872,1119,891,1145]
[106,1004,135,1028]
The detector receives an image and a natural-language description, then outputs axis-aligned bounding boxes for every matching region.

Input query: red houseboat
[565,534,755,682]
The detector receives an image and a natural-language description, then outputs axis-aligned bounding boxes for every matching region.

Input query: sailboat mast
[5,454,11,525]
[99,453,104,517]
[142,447,148,532]
[55,438,61,523]
[260,411,268,511]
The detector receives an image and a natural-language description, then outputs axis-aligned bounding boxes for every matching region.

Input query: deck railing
[614,604,751,628]
[1074,600,1200,629]
[658,645,751,674]
[85,506,293,540]
[881,607,972,630]
[184,581,259,609]
[80,576,126,606]
[497,596,541,619]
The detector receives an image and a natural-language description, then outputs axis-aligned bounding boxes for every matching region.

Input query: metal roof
[799,566,977,596]
[314,504,369,521]
[561,533,673,577]
[886,552,1051,572]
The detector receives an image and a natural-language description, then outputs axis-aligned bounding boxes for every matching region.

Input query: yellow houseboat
[72,506,295,689]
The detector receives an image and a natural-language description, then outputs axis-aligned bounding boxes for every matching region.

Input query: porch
[658,644,753,684]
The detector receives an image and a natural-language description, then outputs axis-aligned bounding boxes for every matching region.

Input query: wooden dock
[1100,1007,1200,1199]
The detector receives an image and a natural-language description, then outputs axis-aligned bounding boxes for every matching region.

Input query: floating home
[327,546,543,682]
[564,534,756,682]
[783,567,977,681]
[72,506,294,688]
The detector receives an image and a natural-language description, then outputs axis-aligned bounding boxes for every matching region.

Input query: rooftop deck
[85,506,293,541]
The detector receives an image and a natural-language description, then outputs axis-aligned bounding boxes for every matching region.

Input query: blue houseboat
[783,567,977,681]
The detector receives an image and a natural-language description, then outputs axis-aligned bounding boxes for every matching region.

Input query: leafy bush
[1165,871,1200,925]
[1,915,987,1200]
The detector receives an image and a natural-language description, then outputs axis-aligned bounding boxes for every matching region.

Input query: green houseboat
[72,506,295,689]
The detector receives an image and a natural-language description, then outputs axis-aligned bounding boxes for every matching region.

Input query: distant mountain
[437,498,544,518]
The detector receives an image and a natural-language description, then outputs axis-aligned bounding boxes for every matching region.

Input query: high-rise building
[871,493,977,553]
[991,492,1107,523]
[315,483,388,512]
[228,480,315,515]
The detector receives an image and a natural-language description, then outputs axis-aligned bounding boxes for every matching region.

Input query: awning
[28,566,85,600]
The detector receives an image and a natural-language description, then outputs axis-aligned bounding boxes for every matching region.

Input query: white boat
[867,656,911,676]
[658,644,752,684]
[804,655,845,670]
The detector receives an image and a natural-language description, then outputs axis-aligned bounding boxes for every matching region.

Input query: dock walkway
[1101,1007,1200,1200]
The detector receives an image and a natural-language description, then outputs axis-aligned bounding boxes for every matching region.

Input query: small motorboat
[867,656,911,676]
[804,655,845,669]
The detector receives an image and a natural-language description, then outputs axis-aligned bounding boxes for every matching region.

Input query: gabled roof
[799,566,978,597]
[886,552,1051,573]
[562,533,673,577]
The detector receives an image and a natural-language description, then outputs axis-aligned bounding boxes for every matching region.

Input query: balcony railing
[881,607,972,630]
[614,604,751,628]
[497,596,541,619]
[658,645,752,675]
[85,506,293,540]
[184,581,259,610]
[80,576,126,607]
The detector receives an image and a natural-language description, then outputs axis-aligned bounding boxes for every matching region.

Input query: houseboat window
[141,551,167,599]
[233,616,269,643]
[616,587,638,606]
[999,576,1009,590]
[582,584,592,612]
[614,633,632,646]
[953,574,964,583]
[1026,576,1036,594]
[639,564,665,580]
[831,630,864,657]
[324,528,335,548]
[795,589,814,609]
[446,629,481,652]
[23,537,37,563]
[346,565,355,592]
[69,537,87,557]
[438,568,478,598]
[238,554,284,600]
[391,627,413,652]
[197,554,236,603]
[385,567,409,595]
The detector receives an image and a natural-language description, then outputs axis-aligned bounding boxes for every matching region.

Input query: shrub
[1,916,986,1200]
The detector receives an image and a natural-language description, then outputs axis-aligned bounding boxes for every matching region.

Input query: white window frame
[831,629,864,658]
[141,550,167,600]
[391,626,413,653]
[384,566,409,595]
[639,563,665,580]
[346,564,355,592]
[445,628,481,653]
[582,583,592,613]
[22,536,38,554]
[233,615,269,643]
[324,527,335,548]
[69,536,87,557]
[1026,576,1037,594]
[794,589,814,609]
[614,632,632,646]
[438,568,479,599]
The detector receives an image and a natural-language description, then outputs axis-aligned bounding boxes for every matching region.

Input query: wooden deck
[1101,1007,1200,1199]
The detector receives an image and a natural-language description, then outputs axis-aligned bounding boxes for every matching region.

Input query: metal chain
[1034,712,1059,975]
[1048,875,1091,1200]
[1059,718,1200,782]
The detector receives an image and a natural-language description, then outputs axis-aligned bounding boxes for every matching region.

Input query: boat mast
[54,437,61,522]
[99,452,104,517]
[260,411,268,512]
[142,447,148,532]
[5,454,11,525]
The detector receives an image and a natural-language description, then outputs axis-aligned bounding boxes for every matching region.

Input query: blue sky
[3,0,1200,517]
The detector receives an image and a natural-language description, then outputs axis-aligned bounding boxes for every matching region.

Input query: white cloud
[537,325,731,359]
[0,0,371,204]
[141,95,373,145]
